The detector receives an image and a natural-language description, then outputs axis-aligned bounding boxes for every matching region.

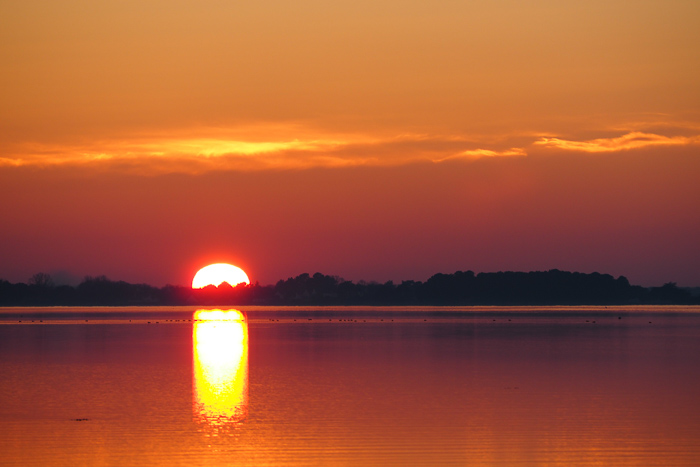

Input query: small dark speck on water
[73,418,89,422]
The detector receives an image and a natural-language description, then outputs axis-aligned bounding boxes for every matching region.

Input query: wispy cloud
[0,128,526,173]
[434,148,526,162]
[5,126,697,173]
[535,132,700,153]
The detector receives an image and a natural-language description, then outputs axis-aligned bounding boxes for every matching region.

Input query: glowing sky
[1,0,699,286]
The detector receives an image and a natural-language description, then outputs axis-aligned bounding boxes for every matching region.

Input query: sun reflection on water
[192,309,248,429]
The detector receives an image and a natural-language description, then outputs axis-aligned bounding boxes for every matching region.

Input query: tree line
[0,270,696,306]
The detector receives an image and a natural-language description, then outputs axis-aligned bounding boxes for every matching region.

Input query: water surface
[1,306,699,465]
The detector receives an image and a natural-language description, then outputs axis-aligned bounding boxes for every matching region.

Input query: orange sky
[1,0,699,286]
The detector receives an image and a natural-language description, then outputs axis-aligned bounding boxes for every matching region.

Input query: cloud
[534,132,700,153]
[0,128,526,174]
[433,148,527,162]
[6,126,695,174]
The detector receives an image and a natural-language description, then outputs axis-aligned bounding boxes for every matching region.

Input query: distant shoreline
[2,270,697,306]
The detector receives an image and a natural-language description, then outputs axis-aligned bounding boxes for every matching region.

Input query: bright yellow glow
[192,263,250,289]
[193,309,248,427]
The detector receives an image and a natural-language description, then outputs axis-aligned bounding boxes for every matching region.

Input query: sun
[192,263,250,289]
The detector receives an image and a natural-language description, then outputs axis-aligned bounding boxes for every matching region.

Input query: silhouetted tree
[1,269,696,306]
[28,272,54,288]
[647,282,692,304]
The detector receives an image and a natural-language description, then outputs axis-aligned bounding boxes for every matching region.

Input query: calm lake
[1,306,699,465]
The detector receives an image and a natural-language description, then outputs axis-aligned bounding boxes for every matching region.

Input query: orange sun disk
[192,263,250,289]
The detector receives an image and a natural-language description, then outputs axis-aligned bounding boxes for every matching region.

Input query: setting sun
[192,263,250,289]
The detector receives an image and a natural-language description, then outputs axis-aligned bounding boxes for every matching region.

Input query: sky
[1,0,699,287]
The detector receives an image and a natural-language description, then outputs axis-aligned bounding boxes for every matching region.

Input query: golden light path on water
[192,309,248,429]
